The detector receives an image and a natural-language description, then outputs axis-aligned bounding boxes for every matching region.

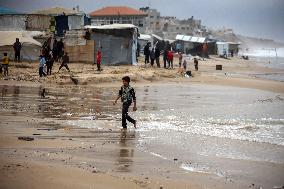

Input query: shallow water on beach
[1,83,284,187]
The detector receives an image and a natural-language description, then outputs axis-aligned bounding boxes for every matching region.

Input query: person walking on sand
[13,38,21,62]
[96,47,102,71]
[113,76,137,129]
[58,52,70,72]
[2,53,10,77]
[194,58,199,71]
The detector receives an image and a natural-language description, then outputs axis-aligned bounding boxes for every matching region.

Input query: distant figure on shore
[39,55,46,77]
[96,47,102,71]
[144,42,150,65]
[167,50,174,69]
[163,49,168,69]
[178,51,183,67]
[2,53,10,77]
[113,76,137,129]
[57,39,64,62]
[58,52,70,72]
[155,47,161,68]
[183,59,187,71]
[136,42,140,61]
[150,48,155,66]
[13,38,21,62]
[46,52,54,75]
[52,39,58,61]
[194,58,199,71]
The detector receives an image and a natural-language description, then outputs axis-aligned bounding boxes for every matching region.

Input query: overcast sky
[1,0,284,42]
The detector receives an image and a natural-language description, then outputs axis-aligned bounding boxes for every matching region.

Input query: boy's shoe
[134,121,137,129]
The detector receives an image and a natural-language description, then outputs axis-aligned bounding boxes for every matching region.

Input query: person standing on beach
[167,50,174,69]
[2,53,10,77]
[144,42,150,65]
[194,58,199,71]
[163,49,168,69]
[178,51,183,67]
[57,39,64,62]
[155,47,161,68]
[39,55,46,77]
[52,39,58,62]
[113,76,137,129]
[46,52,54,75]
[150,48,155,66]
[96,47,102,71]
[13,38,21,62]
[58,52,70,72]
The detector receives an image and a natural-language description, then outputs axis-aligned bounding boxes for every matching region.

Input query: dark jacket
[119,85,136,104]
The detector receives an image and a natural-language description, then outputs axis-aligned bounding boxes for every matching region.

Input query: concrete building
[89,6,147,31]
[139,7,203,40]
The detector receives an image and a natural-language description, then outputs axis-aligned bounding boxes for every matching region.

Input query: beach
[1,56,284,189]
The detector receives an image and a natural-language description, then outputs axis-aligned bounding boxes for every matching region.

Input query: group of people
[39,37,70,77]
[142,42,199,73]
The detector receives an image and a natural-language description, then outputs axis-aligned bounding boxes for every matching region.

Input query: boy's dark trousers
[122,102,136,128]
[59,63,70,71]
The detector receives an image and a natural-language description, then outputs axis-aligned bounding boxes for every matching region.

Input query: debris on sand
[18,136,34,141]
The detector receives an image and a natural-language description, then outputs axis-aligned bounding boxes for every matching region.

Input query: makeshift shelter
[175,34,208,55]
[32,7,87,36]
[216,42,240,57]
[0,31,42,61]
[85,24,138,65]
[138,34,152,49]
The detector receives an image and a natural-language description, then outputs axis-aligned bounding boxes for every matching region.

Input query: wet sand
[1,56,284,189]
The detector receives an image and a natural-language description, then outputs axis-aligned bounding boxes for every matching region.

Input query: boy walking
[58,52,70,72]
[113,76,137,129]
[2,53,9,77]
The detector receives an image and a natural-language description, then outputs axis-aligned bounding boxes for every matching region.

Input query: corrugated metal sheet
[0,15,26,30]
[26,14,50,31]
[68,15,84,30]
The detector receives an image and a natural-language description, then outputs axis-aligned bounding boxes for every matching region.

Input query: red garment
[96,50,102,64]
[167,51,174,61]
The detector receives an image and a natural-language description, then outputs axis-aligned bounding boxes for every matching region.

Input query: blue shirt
[39,57,46,68]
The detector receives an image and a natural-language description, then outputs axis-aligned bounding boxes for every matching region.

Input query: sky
[1,0,284,42]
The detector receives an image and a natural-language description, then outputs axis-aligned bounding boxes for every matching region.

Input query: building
[139,7,203,40]
[89,6,147,31]
[85,24,138,65]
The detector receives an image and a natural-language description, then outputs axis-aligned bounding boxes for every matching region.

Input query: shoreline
[1,56,284,189]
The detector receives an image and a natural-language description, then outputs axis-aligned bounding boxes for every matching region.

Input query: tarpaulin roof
[32,7,79,15]
[139,34,151,41]
[175,34,206,43]
[0,31,42,46]
[85,24,137,30]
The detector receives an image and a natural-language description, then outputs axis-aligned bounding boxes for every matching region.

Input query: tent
[85,24,138,65]
[0,31,42,61]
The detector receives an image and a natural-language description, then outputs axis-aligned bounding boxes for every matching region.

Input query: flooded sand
[1,83,284,189]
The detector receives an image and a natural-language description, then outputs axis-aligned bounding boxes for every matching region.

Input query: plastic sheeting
[0,15,26,30]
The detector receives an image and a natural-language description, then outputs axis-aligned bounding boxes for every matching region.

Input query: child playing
[2,53,10,77]
[113,76,137,129]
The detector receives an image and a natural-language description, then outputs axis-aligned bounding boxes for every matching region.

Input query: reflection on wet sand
[116,130,135,172]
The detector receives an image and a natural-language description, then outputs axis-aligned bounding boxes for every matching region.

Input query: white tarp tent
[0,31,42,61]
